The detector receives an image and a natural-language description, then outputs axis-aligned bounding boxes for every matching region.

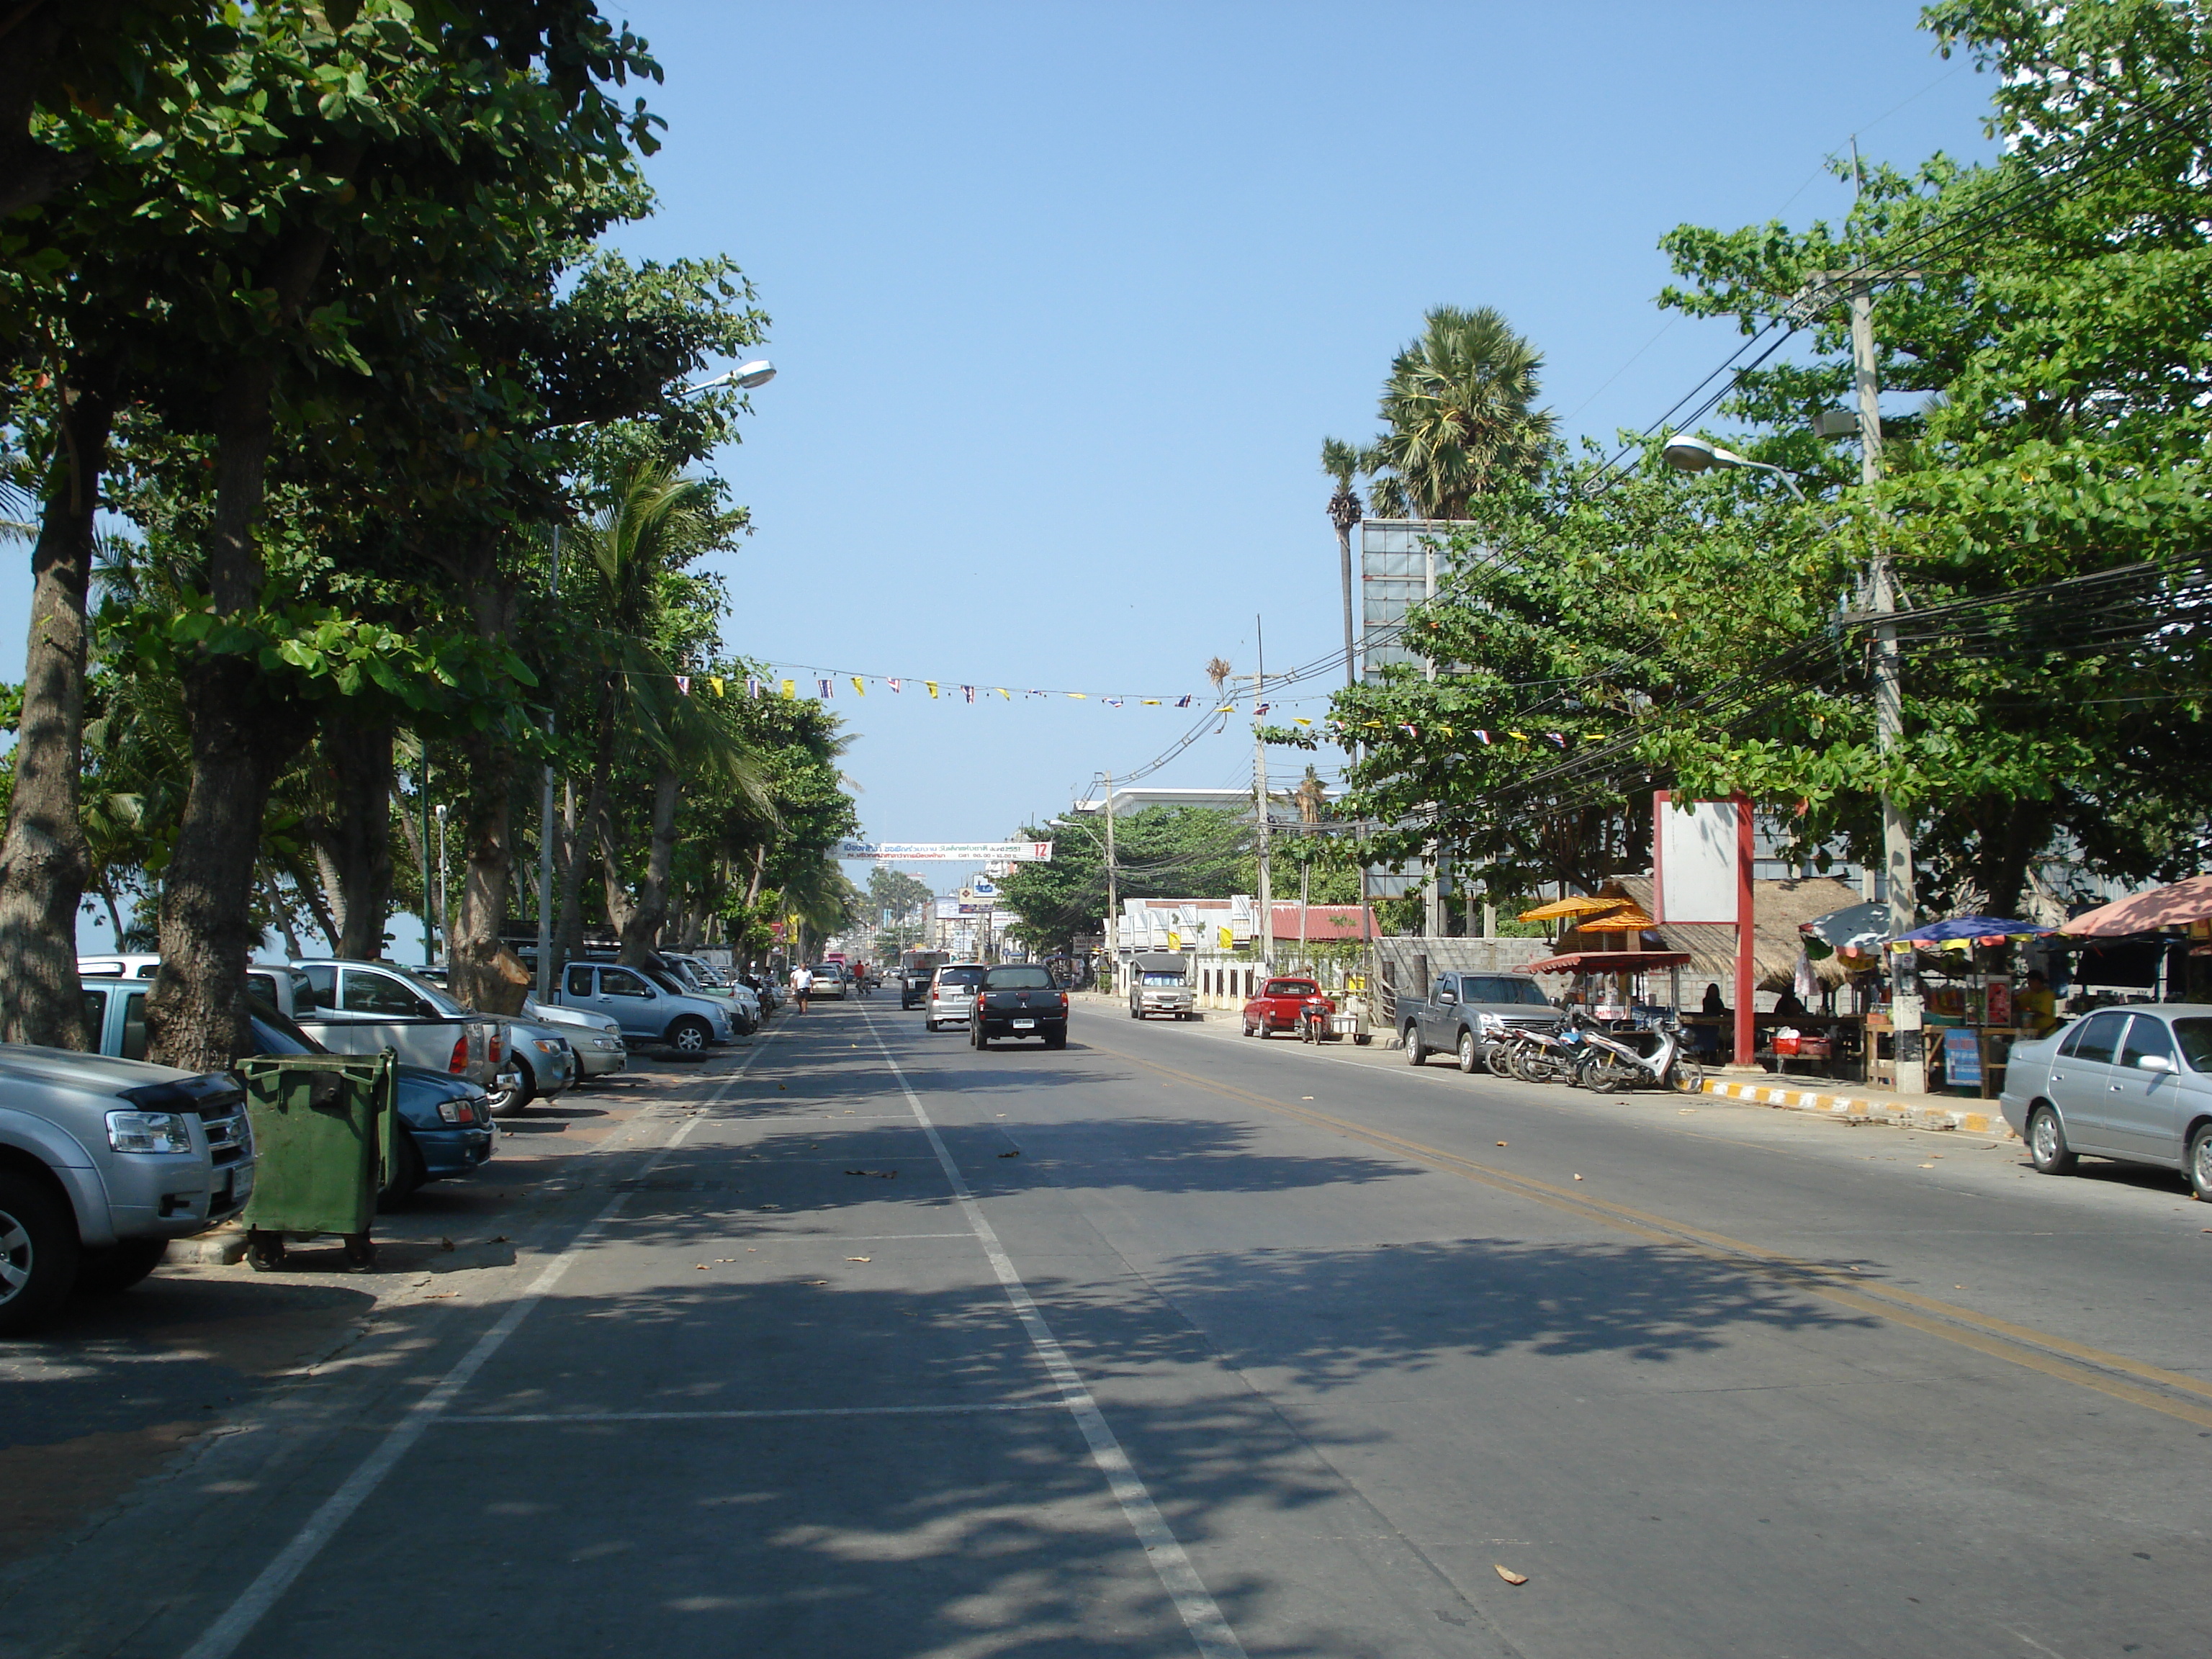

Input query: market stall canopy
[1516,950,1693,974]
[1516,895,1628,923]
[2061,874,2212,938]
[1799,900,1888,960]
[1580,902,1658,930]
[1885,915,2054,953]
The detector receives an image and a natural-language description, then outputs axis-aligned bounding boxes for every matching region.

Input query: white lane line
[859,1004,1247,1659]
[451,1401,1064,1424]
[178,1030,786,1659]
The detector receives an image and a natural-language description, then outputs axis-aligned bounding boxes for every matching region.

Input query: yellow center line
[1085,1036,2212,1431]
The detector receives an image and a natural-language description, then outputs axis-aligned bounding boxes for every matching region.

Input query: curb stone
[1695,1074,2018,1139]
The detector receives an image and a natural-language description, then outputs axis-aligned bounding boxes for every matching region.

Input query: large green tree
[999,806,1256,954]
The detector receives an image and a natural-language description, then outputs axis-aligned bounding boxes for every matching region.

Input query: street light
[1660,433,1806,501]
[683,360,777,395]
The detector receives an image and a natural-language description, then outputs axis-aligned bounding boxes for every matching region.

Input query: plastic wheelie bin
[238,1053,397,1269]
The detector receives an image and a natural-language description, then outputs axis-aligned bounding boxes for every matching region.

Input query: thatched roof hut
[1550,875,1863,992]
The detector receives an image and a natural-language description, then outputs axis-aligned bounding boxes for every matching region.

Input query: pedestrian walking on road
[790,963,813,1013]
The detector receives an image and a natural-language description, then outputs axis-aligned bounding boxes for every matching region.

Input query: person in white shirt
[789,963,813,1013]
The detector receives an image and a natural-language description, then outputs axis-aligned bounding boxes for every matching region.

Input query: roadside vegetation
[1295,0,2212,920]
[0,4,858,1066]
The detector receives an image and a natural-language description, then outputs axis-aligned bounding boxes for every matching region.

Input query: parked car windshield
[1264,980,1319,997]
[937,966,986,987]
[985,966,1054,989]
[245,994,329,1057]
[1460,976,1550,1005]
[2170,1017,2212,1072]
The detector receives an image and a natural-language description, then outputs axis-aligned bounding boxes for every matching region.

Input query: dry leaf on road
[1493,1565,1528,1586]
[847,1256,871,1262]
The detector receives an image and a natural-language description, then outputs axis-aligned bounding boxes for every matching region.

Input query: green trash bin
[238,1052,397,1270]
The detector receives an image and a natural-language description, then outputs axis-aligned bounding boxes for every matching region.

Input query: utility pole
[1853,276,1926,1092]
[1102,771,1119,973]
[1253,619,1271,968]
[534,523,561,1002]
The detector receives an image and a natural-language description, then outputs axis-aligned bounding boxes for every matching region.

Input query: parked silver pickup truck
[81,953,513,1094]
[261,960,511,1093]
[0,1044,256,1333]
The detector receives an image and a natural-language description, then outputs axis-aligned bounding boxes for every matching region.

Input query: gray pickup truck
[0,1045,256,1333]
[1398,970,1561,1072]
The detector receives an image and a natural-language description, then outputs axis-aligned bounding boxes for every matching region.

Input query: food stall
[1880,916,2056,1098]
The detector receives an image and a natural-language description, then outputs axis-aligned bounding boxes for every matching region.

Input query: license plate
[230,1164,254,1204]
[1013,1020,1035,1030]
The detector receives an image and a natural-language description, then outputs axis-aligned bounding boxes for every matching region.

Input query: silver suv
[0,1045,256,1334]
[925,963,988,1031]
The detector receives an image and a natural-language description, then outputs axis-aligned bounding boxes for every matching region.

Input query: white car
[521,996,628,1082]
[924,963,987,1030]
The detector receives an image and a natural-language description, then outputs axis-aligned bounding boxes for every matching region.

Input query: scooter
[1570,1013,1703,1094]
[1503,1021,1586,1084]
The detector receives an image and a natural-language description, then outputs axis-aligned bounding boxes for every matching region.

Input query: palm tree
[1356,305,1554,521]
[1321,439,1364,687]
[557,462,768,966]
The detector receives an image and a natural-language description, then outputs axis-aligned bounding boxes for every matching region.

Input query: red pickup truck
[1241,976,1338,1040]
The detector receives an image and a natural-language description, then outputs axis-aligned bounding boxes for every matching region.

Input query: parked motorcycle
[1569,1012,1704,1093]
[1502,1022,1587,1084]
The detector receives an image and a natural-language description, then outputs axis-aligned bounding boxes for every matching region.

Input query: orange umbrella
[2062,874,2212,938]
[1578,902,1658,931]
[1516,895,1624,923]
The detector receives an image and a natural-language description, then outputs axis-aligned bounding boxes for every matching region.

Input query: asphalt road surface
[8,996,2208,1659]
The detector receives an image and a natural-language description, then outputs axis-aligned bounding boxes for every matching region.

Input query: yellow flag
[1068,692,1087,699]
[781,678,796,700]
[851,677,866,697]
[1218,925,1233,950]
[925,680,938,698]
[997,687,1010,699]
[1143,698,1161,706]
[709,675,725,696]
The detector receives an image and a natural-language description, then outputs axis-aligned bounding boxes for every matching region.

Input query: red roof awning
[1516,950,1693,974]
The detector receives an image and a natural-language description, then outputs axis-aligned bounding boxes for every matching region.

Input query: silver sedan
[2000,1002,2212,1199]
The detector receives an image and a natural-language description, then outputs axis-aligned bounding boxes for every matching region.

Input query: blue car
[78,980,495,1205]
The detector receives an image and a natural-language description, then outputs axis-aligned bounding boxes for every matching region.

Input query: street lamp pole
[534,522,560,1001]
[1102,771,1118,971]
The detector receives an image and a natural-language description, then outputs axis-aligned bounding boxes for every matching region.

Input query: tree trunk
[618,763,681,964]
[318,713,394,958]
[0,380,110,1048]
[446,541,529,1016]
[556,681,618,963]
[261,866,305,959]
[146,205,349,1071]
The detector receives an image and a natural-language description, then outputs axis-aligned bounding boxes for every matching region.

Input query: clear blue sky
[19,1,2006,945]
[598,0,1997,891]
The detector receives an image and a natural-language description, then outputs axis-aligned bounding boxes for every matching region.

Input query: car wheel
[73,1238,169,1298]
[666,1016,712,1056]
[1404,1027,1427,1066]
[1047,1032,1067,1050]
[972,1024,989,1051]
[925,1018,939,1031]
[2028,1103,2077,1174]
[0,1169,81,1335]
[487,1058,535,1119]
[1457,1030,1479,1073]
[2188,1122,2212,1202]
[1242,1015,1256,1037]
[378,1130,428,1211]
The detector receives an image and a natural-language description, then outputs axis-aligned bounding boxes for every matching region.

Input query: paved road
[7,997,2208,1659]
